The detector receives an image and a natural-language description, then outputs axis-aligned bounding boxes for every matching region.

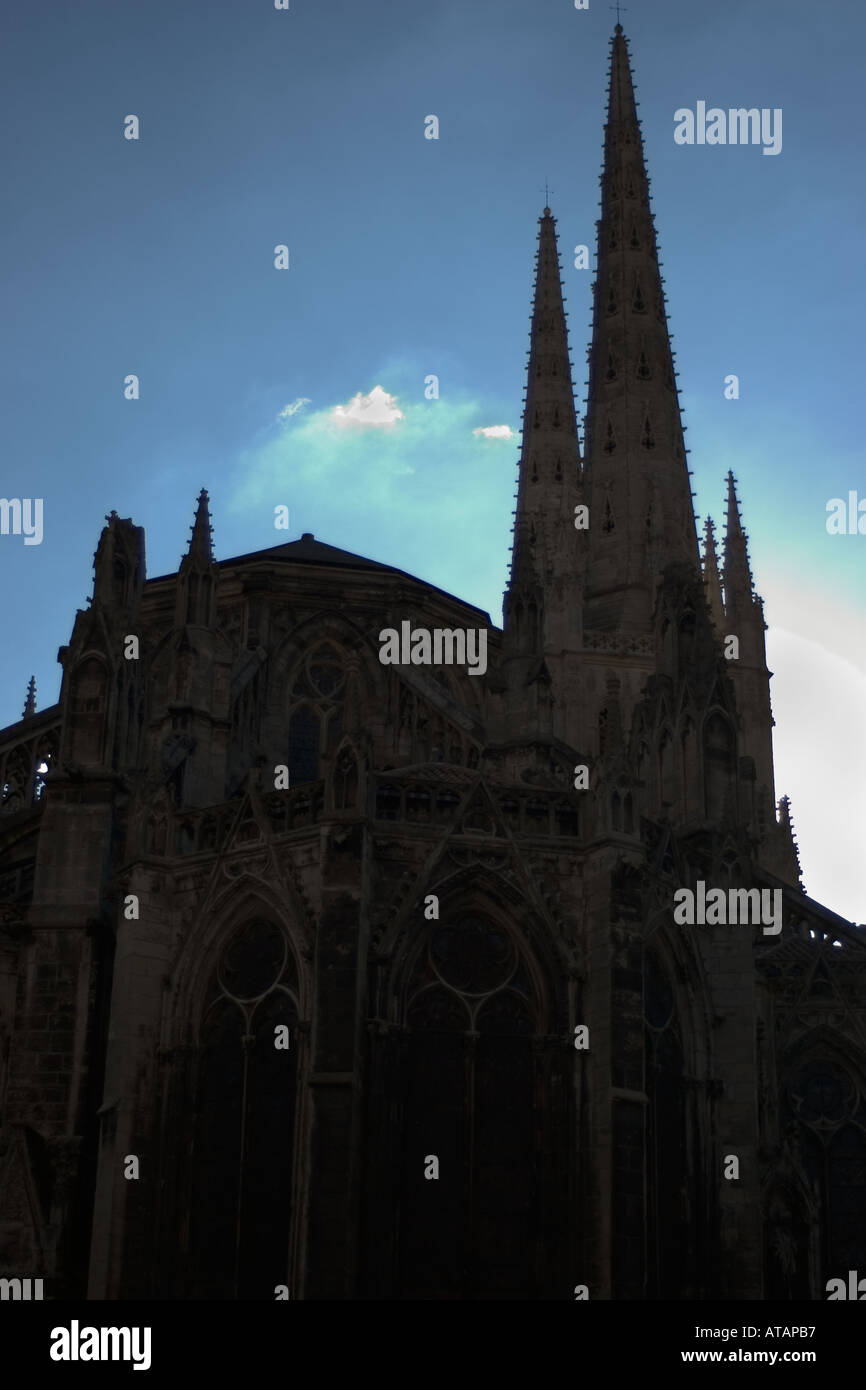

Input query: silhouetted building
[1,26,864,1300]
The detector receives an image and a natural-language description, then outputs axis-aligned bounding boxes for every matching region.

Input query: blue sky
[1,0,863,919]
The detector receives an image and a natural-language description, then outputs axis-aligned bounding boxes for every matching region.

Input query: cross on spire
[609,2,627,24]
[541,181,554,210]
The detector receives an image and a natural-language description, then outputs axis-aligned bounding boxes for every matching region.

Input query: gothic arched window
[400,915,540,1298]
[788,1059,866,1283]
[189,918,299,1299]
[286,643,346,784]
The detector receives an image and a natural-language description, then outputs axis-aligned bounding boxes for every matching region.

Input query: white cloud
[330,384,404,429]
[226,381,515,610]
[278,397,311,419]
[473,424,515,439]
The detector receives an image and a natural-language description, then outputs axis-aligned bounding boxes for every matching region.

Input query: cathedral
[1,25,864,1302]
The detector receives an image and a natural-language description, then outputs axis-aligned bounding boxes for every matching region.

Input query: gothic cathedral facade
[1,26,864,1301]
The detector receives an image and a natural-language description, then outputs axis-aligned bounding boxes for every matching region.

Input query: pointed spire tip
[185,487,215,565]
[22,674,37,719]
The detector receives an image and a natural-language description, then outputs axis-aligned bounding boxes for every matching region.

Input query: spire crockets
[176,488,217,627]
[701,516,725,633]
[722,471,754,613]
[504,206,582,653]
[186,488,215,567]
[582,25,699,634]
[22,676,37,719]
[720,470,776,807]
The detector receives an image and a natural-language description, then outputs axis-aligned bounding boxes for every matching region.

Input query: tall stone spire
[582,24,699,634]
[501,206,584,744]
[701,516,725,633]
[504,205,583,658]
[22,676,37,719]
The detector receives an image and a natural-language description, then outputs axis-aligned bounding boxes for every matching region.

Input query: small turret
[176,489,217,628]
[22,675,37,719]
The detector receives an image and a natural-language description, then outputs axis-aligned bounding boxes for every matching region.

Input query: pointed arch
[160,899,309,1300]
[385,893,562,1297]
[270,611,380,707]
[171,875,314,1009]
[781,1038,866,1286]
[187,917,300,1297]
[365,867,571,1298]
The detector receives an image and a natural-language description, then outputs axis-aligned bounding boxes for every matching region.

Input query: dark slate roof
[149,533,492,621]
[218,533,396,573]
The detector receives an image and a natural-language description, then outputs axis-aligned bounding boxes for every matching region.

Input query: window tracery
[189,918,299,1298]
[787,1059,866,1279]
[400,914,541,1296]
[286,642,346,784]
